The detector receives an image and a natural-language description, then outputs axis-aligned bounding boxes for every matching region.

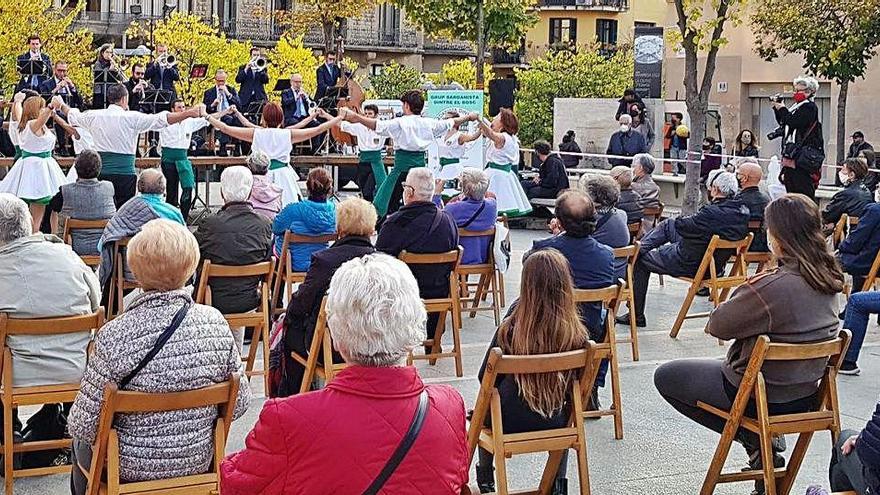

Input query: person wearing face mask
[607,113,648,167]
[821,157,873,229]
[733,158,770,252]
[773,76,825,202]
[699,137,723,203]
[732,129,760,158]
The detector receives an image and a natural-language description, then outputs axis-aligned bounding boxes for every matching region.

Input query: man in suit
[314,50,341,103]
[236,47,269,111]
[39,60,83,155]
[281,73,313,126]
[203,69,241,156]
[15,35,51,93]
[144,43,180,97]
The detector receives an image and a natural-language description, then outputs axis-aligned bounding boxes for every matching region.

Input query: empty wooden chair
[467,344,607,495]
[0,310,105,494]
[613,243,640,361]
[107,237,139,319]
[289,298,350,394]
[401,248,464,377]
[62,218,110,268]
[457,226,502,326]
[76,375,240,495]
[271,231,337,314]
[669,233,754,339]
[698,330,851,495]
[573,284,624,439]
[195,260,273,393]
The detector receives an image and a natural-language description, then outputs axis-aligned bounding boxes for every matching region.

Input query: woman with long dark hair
[654,193,843,494]
[732,129,760,158]
[476,249,589,494]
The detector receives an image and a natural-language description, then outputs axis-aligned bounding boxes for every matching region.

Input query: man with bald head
[734,158,770,252]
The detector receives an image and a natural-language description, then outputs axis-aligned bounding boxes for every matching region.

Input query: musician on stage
[281,72,322,150]
[342,90,475,217]
[144,43,179,96]
[39,61,83,155]
[237,47,269,110]
[55,84,203,208]
[159,98,213,221]
[91,44,125,109]
[315,50,341,103]
[125,63,153,113]
[15,35,51,93]
[203,69,241,156]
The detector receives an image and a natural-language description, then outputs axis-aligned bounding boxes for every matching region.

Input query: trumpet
[249,55,269,72]
[157,52,177,68]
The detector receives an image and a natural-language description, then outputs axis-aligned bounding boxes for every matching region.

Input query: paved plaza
[11,229,880,494]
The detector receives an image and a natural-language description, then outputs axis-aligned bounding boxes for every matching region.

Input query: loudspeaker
[488,78,516,116]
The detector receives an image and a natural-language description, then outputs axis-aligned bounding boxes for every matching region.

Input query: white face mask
[620,124,630,133]
[839,171,851,184]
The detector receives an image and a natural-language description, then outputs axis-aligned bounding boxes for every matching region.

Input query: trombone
[111,55,130,82]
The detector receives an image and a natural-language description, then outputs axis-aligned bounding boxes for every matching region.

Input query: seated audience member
[272,167,336,272]
[619,170,749,327]
[69,219,251,494]
[377,167,459,351]
[823,157,873,228]
[580,174,629,278]
[631,154,661,232]
[0,193,101,444]
[97,168,184,305]
[734,158,770,252]
[437,168,498,265]
[654,194,843,493]
[841,290,880,375]
[837,199,880,296]
[194,166,272,352]
[558,129,582,168]
[610,165,644,226]
[280,197,377,396]
[522,140,569,199]
[476,249,589,494]
[221,253,469,494]
[246,150,283,221]
[50,150,116,255]
[527,190,615,408]
[829,401,880,495]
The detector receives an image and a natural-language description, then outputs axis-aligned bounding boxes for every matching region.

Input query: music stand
[92,68,124,110]
[190,64,209,80]
[141,89,174,114]
[17,59,46,87]
[243,100,266,126]
[274,79,291,92]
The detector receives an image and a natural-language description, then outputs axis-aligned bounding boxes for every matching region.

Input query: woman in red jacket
[220,253,470,494]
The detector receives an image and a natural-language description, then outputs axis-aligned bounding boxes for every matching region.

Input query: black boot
[476,463,495,494]
[586,385,601,420]
[743,438,786,495]
[551,478,568,495]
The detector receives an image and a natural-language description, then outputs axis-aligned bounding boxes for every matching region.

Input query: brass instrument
[110,55,130,83]
[157,52,177,68]
[249,55,268,72]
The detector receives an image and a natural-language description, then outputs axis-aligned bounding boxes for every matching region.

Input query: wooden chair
[643,202,665,285]
[458,226,502,326]
[832,214,859,249]
[289,297,350,394]
[627,220,641,242]
[195,260,273,394]
[467,344,606,495]
[107,237,139,319]
[0,310,105,494]
[573,284,624,439]
[401,248,465,377]
[613,243,641,361]
[76,375,240,495]
[270,231,337,315]
[744,220,773,273]
[857,247,880,292]
[698,330,851,495]
[62,218,109,268]
[669,233,754,339]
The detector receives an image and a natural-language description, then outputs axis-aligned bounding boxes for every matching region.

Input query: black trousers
[161,161,193,221]
[781,167,816,203]
[99,173,137,209]
[632,219,691,319]
[522,180,558,200]
[355,160,378,201]
[830,428,878,494]
[289,116,323,151]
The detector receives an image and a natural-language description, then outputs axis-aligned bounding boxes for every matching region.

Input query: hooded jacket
[249,174,283,221]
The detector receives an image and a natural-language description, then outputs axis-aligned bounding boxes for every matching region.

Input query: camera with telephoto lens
[770,93,785,103]
[767,126,786,141]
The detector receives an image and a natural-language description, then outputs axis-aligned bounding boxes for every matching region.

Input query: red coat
[221,365,469,494]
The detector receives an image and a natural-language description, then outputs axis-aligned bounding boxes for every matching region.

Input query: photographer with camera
[771,76,825,202]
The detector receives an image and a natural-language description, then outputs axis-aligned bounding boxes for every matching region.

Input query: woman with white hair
[772,75,824,201]
[437,167,498,264]
[246,150,283,220]
[69,219,251,494]
[221,253,470,494]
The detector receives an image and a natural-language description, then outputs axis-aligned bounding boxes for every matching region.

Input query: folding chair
[669,233,754,339]
[76,375,240,495]
[0,310,105,494]
[858,247,880,292]
[289,297,350,394]
[573,284,624,439]
[744,220,773,273]
[271,231,337,315]
[458,226,502,326]
[698,330,851,495]
[62,218,109,269]
[627,221,641,242]
[107,237,139,319]
[613,243,640,361]
[643,202,665,285]
[401,248,465,377]
[466,343,607,495]
[832,214,859,250]
[195,260,273,393]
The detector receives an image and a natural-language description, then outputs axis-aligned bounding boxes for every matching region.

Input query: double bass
[329,36,364,147]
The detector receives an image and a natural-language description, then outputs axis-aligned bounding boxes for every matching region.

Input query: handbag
[781,121,824,173]
[362,390,429,495]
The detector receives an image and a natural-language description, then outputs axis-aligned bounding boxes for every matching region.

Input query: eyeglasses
[134,72,145,77]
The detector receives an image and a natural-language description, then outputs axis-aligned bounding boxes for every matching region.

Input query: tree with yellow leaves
[273,0,376,53]
[0,0,93,97]
[266,34,321,101]
[125,12,250,106]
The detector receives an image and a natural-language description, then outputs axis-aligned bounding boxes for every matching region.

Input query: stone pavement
[10,229,880,494]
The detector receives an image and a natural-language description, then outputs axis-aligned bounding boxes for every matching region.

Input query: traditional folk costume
[253,127,301,207]
[340,121,386,201]
[436,129,467,180]
[373,115,452,217]
[0,122,66,204]
[484,133,532,217]
[159,117,209,220]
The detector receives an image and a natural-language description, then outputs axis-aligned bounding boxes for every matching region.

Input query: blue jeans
[842,291,880,365]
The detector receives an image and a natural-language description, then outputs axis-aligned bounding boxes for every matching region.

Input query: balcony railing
[491,48,525,65]
[423,37,474,53]
[538,0,628,10]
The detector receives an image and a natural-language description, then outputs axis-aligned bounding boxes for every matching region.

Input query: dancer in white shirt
[339,103,386,201]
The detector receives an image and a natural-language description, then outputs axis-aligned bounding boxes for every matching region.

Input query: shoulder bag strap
[459,201,487,229]
[118,302,191,390]
[362,390,430,495]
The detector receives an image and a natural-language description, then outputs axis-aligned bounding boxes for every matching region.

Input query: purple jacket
[436,196,498,265]
[249,175,283,221]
